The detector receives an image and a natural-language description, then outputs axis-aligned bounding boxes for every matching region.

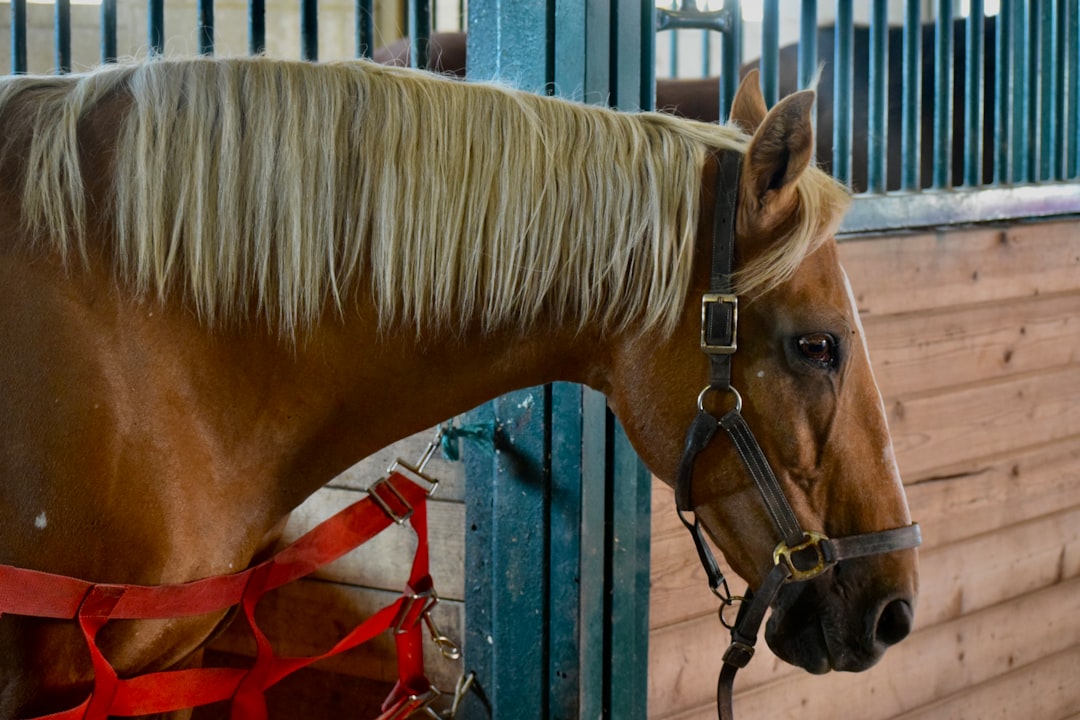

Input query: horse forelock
[3,56,844,340]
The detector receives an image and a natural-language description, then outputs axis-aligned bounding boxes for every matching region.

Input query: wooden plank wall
[648,219,1080,720]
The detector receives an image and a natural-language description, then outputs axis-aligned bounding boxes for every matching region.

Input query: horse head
[605,71,918,674]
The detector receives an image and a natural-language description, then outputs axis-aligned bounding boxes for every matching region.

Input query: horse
[0,57,918,717]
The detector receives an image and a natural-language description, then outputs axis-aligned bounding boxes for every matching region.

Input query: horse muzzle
[765,563,916,674]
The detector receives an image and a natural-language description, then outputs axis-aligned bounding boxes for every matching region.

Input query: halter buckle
[701,293,738,354]
[773,531,831,582]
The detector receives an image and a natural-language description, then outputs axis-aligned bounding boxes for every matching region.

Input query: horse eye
[797,333,837,368]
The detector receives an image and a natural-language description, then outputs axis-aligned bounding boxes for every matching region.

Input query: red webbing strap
[3,471,435,720]
[381,497,435,717]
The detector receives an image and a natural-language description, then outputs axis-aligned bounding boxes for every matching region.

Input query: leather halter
[674,151,922,720]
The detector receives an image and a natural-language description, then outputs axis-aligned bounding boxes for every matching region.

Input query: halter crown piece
[674,151,922,720]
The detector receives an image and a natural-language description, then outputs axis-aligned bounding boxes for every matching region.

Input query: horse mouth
[763,577,914,674]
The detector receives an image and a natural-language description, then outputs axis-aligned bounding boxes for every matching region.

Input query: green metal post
[761,0,780,106]
[833,0,854,187]
[719,0,741,121]
[101,0,118,63]
[463,2,653,718]
[995,0,1013,184]
[932,0,954,189]
[901,0,922,190]
[409,0,432,70]
[963,0,984,187]
[798,0,818,91]
[1039,0,1058,180]
[1069,0,1080,179]
[868,0,888,193]
[55,0,72,73]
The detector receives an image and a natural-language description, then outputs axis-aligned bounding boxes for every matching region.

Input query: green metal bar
[552,0,590,102]
[932,0,954,189]
[549,383,586,720]
[701,30,711,77]
[606,421,651,720]
[1070,0,1080,178]
[867,0,888,193]
[248,0,265,55]
[578,388,607,720]
[11,0,27,74]
[669,31,680,78]
[798,0,818,91]
[1053,0,1068,179]
[963,0,984,186]
[994,0,1013,183]
[197,0,214,56]
[463,5,653,719]
[761,0,780,106]
[409,0,431,69]
[300,0,317,61]
[611,0,644,110]
[355,0,374,58]
[1026,0,1040,182]
[641,0,657,112]
[462,389,550,720]
[719,0,741,122]
[1040,0,1058,180]
[148,0,165,56]
[833,0,854,187]
[901,0,921,190]
[1012,0,1031,182]
[101,0,118,63]
[55,0,72,73]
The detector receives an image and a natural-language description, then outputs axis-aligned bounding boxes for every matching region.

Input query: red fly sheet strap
[0,471,438,720]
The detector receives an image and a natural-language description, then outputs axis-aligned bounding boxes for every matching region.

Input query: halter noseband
[674,151,922,720]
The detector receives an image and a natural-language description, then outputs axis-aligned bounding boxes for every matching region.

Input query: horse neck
[275,312,607,506]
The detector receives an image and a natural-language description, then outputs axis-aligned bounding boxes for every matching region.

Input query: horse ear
[742,89,816,207]
[729,70,768,132]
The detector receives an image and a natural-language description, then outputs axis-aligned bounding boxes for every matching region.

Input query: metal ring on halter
[697,385,743,416]
[718,593,747,630]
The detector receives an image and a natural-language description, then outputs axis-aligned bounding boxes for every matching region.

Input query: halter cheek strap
[674,151,922,720]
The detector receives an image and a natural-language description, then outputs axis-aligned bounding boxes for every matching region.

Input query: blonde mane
[0,57,849,338]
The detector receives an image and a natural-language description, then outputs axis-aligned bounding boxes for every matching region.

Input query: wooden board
[887,365,1080,481]
[904,436,1080,547]
[648,508,1080,714]
[839,221,1080,317]
[888,645,1080,720]
[650,576,1080,719]
[863,291,1080,399]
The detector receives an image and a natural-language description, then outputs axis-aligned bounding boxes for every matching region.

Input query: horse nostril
[875,598,914,647]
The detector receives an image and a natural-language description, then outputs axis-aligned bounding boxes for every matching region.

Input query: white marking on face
[841,266,904,480]
[756,370,766,378]
[34,511,47,530]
